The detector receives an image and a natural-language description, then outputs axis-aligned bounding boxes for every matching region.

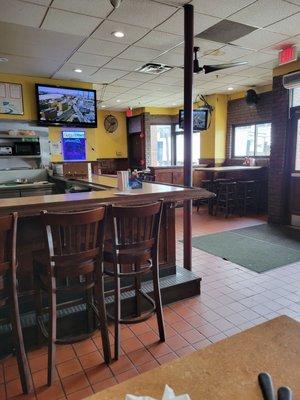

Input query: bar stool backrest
[40,208,106,289]
[0,213,17,307]
[108,201,163,261]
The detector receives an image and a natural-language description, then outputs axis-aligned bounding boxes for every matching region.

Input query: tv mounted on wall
[179,108,209,132]
[35,84,97,128]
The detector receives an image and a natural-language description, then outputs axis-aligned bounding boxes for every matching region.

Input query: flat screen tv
[179,108,209,132]
[35,84,97,128]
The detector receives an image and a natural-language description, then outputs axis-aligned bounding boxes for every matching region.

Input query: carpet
[191,224,300,273]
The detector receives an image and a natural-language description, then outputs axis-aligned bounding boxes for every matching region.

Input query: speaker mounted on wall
[246,89,259,107]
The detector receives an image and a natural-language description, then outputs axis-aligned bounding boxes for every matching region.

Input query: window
[150,125,172,166]
[174,124,200,166]
[291,87,300,108]
[149,124,201,166]
[233,123,271,157]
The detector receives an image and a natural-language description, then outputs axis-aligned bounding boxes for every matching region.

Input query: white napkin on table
[125,384,191,400]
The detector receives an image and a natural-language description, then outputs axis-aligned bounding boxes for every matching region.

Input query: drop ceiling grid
[0,0,299,109]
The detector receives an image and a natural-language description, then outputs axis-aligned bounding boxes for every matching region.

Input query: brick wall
[268,76,290,224]
[226,91,273,164]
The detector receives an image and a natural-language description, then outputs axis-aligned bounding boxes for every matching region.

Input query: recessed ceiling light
[116,99,121,103]
[101,105,106,108]
[0,57,8,63]
[228,87,234,91]
[73,68,82,73]
[112,31,124,38]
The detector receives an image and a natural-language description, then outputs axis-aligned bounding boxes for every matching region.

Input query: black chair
[215,181,238,217]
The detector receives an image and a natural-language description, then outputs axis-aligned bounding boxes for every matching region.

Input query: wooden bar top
[87,316,300,400]
[0,174,213,216]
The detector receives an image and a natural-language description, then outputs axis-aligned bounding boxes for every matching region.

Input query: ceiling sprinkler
[110,0,122,8]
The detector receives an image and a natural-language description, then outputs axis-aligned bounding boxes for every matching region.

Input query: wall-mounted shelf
[0,155,41,159]
[0,135,39,139]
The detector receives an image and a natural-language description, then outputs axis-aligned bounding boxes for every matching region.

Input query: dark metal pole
[183,4,194,271]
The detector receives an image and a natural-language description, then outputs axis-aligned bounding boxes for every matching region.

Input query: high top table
[86,316,300,400]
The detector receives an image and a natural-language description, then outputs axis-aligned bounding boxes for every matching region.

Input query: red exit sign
[278,46,297,65]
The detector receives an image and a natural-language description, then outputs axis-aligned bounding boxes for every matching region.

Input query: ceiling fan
[182,46,248,74]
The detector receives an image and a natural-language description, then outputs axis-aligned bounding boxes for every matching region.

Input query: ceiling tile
[234,66,272,77]
[123,71,156,83]
[118,46,163,62]
[24,0,52,5]
[104,58,143,71]
[157,9,221,36]
[136,31,183,51]
[191,0,257,18]
[206,45,254,62]
[108,0,176,29]
[228,0,300,28]
[53,62,99,79]
[91,68,128,83]
[266,12,300,35]
[0,21,84,60]
[92,20,150,45]
[41,8,101,36]
[112,79,143,88]
[283,0,300,4]
[257,59,279,69]
[232,51,278,66]
[174,39,224,56]
[232,29,289,51]
[51,0,113,18]
[153,51,184,67]
[79,38,128,57]
[68,52,111,67]
[0,54,61,76]
[0,0,46,27]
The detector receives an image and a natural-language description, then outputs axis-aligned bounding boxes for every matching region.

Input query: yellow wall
[0,73,127,161]
[273,60,300,76]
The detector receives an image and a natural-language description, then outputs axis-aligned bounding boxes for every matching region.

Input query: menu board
[0,82,23,115]
[62,131,86,161]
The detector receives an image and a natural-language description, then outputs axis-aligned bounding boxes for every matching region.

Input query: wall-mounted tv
[179,108,209,132]
[36,84,97,128]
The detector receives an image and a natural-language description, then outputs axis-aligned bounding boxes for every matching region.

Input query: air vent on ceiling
[136,63,173,75]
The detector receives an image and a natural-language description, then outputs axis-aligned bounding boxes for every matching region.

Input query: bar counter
[87,316,300,400]
[0,175,213,354]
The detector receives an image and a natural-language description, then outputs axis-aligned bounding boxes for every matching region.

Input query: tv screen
[62,131,86,161]
[36,84,97,128]
[179,108,209,132]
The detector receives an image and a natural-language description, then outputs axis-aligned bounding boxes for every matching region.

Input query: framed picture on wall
[0,82,24,115]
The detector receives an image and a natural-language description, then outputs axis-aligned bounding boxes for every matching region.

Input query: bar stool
[237,180,259,215]
[0,213,32,394]
[196,180,212,212]
[33,208,111,386]
[103,201,165,360]
[215,181,238,217]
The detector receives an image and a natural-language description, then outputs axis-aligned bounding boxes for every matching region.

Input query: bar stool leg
[34,272,44,346]
[9,275,32,394]
[47,280,57,386]
[114,266,121,360]
[151,252,165,342]
[95,277,111,364]
[134,263,142,317]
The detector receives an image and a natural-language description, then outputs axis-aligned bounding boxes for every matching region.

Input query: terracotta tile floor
[1,207,300,400]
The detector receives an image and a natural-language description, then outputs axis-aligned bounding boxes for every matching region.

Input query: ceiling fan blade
[203,61,248,74]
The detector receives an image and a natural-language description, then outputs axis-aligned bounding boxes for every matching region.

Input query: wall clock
[104,114,118,133]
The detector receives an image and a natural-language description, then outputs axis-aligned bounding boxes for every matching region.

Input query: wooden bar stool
[0,213,32,394]
[237,180,259,215]
[215,181,238,217]
[33,208,111,386]
[104,201,165,360]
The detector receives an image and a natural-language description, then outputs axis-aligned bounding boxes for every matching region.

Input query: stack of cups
[117,171,129,191]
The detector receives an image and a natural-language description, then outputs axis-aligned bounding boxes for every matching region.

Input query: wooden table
[87,316,300,400]
[194,165,264,180]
